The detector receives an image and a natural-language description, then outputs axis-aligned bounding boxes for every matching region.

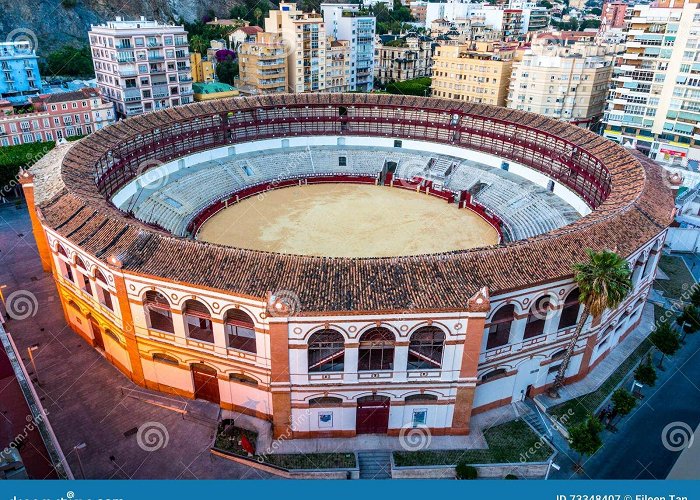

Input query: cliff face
[0,0,239,52]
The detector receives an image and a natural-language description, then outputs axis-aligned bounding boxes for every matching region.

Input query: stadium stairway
[358,450,392,479]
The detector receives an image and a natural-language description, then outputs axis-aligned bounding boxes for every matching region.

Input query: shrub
[504,474,518,479]
[455,462,478,480]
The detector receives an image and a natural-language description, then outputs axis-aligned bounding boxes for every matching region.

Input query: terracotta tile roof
[34,94,674,314]
[238,26,263,35]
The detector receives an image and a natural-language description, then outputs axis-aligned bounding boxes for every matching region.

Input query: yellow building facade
[431,42,515,106]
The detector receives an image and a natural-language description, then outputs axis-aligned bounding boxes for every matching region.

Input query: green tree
[551,249,632,396]
[689,285,700,307]
[455,462,478,479]
[216,60,239,85]
[634,353,657,387]
[649,320,681,369]
[42,45,95,77]
[677,304,700,341]
[610,388,637,426]
[569,415,603,470]
[189,34,209,55]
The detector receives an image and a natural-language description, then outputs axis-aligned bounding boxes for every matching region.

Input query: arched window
[487,304,515,349]
[642,245,659,279]
[144,291,174,333]
[308,329,345,372]
[358,327,395,371]
[551,349,567,361]
[524,296,551,340]
[229,373,258,387]
[405,393,438,403]
[558,288,581,331]
[152,353,178,366]
[224,309,256,353]
[631,255,645,284]
[76,258,92,294]
[57,245,74,282]
[94,269,113,311]
[183,299,213,343]
[309,396,343,407]
[407,326,445,370]
[481,368,507,382]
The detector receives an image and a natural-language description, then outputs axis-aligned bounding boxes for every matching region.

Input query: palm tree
[549,249,632,397]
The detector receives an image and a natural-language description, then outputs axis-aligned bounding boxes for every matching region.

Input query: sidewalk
[0,204,275,479]
[537,302,655,409]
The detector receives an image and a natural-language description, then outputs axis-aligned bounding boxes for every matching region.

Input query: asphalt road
[552,331,700,479]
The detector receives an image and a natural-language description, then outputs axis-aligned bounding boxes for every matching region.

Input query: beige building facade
[374,35,434,85]
[508,42,615,128]
[238,32,289,95]
[265,2,327,92]
[431,41,515,105]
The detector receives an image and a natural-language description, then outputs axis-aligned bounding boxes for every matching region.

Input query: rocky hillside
[0,0,242,54]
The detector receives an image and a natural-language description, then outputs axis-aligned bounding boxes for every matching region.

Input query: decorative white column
[393,343,410,382]
[212,319,228,355]
[509,316,528,345]
[344,344,359,383]
[171,309,188,346]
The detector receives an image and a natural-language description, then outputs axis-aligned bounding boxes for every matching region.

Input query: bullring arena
[22,94,674,440]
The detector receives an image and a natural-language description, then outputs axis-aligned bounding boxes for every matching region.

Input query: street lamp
[73,443,87,479]
[27,344,40,386]
[680,321,689,344]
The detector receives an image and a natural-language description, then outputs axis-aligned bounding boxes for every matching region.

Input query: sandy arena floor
[196,184,499,258]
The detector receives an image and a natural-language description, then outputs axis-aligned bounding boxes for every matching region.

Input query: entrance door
[89,318,105,350]
[191,363,220,404]
[356,395,390,434]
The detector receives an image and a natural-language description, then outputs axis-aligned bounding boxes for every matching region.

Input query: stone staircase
[358,450,392,479]
[522,408,549,437]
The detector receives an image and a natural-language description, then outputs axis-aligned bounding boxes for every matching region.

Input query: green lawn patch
[214,420,356,470]
[393,419,552,467]
[656,255,695,302]
[549,338,652,427]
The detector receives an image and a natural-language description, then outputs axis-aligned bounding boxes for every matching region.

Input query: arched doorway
[356,395,390,434]
[88,316,105,351]
[191,363,220,404]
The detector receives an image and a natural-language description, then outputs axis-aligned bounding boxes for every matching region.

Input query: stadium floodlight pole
[73,443,87,479]
[27,344,40,386]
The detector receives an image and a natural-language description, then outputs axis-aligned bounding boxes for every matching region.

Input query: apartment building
[326,38,351,92]
[602,0,700,167]
[601,1,628,30]
[508,42,615,128]
[322,3,377,92]
[190,52,215,83]
[265,2,327,93]
[374,34,434,85]
[88,17,193,118]
[0,41,42,104]
[423,1,545,40]
[237,32,289,95]
[0,88,115,146]
[431,41,515,105]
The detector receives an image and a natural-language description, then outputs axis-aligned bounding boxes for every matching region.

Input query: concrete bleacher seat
[121,145,582,240]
